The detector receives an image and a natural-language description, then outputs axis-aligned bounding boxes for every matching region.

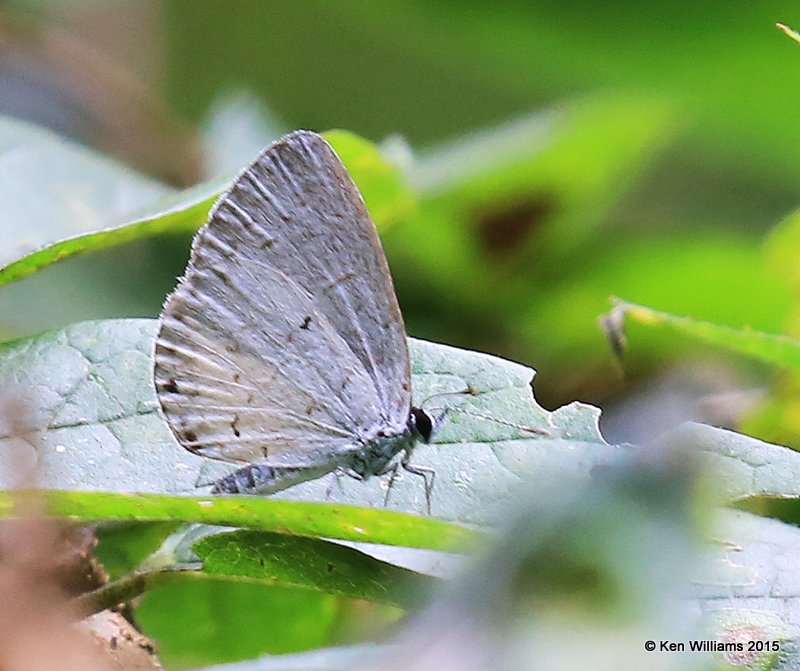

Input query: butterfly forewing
[238,133,412,420]
[154,131,412,468]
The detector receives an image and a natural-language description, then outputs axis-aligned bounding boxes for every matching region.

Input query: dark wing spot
[161,377,179,393]
[181,429,198,443]
[233,373,240,383]
[300,316,312,329]
[326,562,335,573]
[475,194,557,258]
[211,266,233,287]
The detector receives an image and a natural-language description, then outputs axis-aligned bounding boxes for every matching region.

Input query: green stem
[75,568,192,616]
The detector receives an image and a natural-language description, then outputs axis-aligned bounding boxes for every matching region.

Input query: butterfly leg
[387,450,436,515]
[325,468,348,501]
[374,454,435,514]
[381,462,402,509]
[400,456,436,515]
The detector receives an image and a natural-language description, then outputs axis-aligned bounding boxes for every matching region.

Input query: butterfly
[154,131,435,506]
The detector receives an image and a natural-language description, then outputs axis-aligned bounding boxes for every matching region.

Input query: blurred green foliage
[4,1,800,668]
[2,1,798,413]
[3,0,800,412]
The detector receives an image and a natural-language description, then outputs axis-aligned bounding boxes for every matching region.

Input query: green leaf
[663,422,800,502]
[514,233,790,385]
[0,123,413,290]
[383,94,676,314]
[696,510,800,669]
[0,115,194,282]
[325,129,415,227]
[607,298,800,370]
[2,490,474,551]
[95,521,182,580]
[0,184,221,289]
[136,579,339,668]
[194,530,435,609]
[0,318,616,528]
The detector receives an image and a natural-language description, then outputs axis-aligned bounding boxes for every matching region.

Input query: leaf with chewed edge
[0,125,411,290]
[0,318,614,528]
[6,318,800,538]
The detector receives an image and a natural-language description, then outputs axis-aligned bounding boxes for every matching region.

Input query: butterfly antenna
[419,386,479,407]
[421,385,551,437]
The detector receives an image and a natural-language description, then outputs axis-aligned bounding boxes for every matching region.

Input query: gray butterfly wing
[154,131,412,468]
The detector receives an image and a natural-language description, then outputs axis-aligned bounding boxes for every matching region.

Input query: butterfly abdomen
[211,463,334,495]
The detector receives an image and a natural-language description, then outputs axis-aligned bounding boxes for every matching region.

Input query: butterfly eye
[409,407,434,443]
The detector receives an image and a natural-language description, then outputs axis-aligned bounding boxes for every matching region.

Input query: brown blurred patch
[81,611,163,671]
[0,7,201,186]
[0,510,111,670]
[0,396,161,670]
[474,193,557,258]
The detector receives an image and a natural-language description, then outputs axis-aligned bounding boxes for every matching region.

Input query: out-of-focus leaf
[385,94,676,315]
[0,114,219,290]
[178,485,800,671]
[317,0,800,196]
[742,208,800,448]
[741,384,800,452]
[326,129,416,227]
[0,124,411,292]
[0,115,174,268]
[0,184,220,289]
[339,447,706,671]
[695,510,800,669]
[194,530,435,609]
[606,298,800,370]
[201,91,286,179]
[136,578,339,669]
[659,422,800,502]
[518,233,789,375]
[0,318,618,529]
[95,521,182,580]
